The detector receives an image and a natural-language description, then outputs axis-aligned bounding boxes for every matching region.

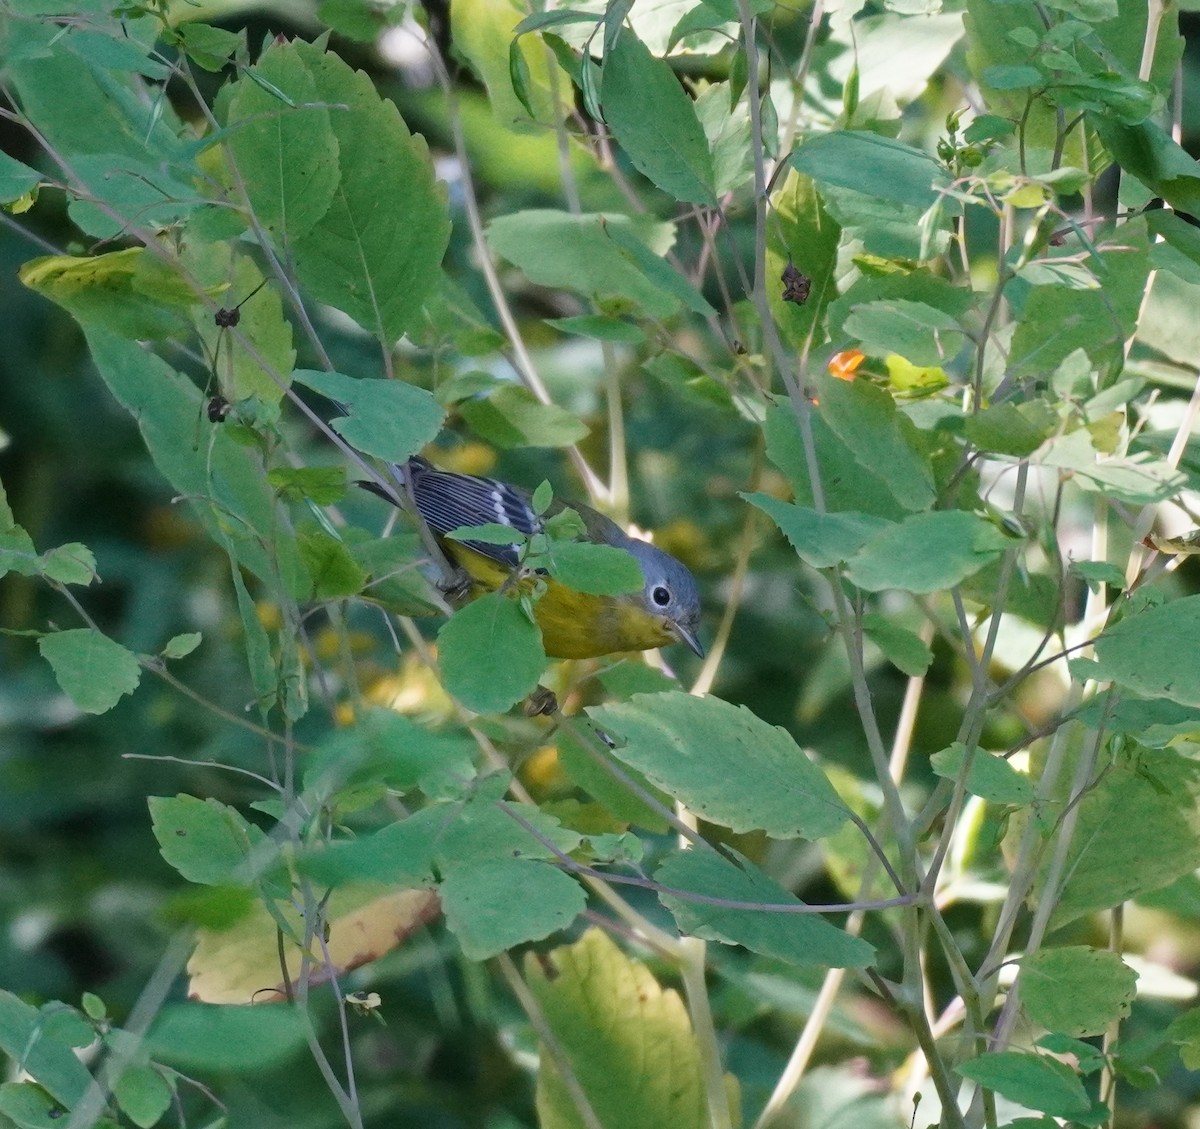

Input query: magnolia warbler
[361,457,703,660]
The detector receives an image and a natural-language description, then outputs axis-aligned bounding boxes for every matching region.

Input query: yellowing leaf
[525,929,707,1129]
[187,885,439,1003]
[21,249,199,339]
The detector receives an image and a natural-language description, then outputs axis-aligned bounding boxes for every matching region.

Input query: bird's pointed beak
[672,622,705,658]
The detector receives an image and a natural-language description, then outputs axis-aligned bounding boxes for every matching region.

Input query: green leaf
[930,742,1034,805]
[0,150,41,204]
[39,542,97,586]
[844,511,1009,593]
[162,632,202,660]
[289,41,450,342]
[347,534,444,615]
[1009,225,1150,382]
[148,795,281,889]
[1047,745,1200,927]
[189,250,295,404]
[655,848,875,968]
[1020,947,1137,1038]
[557,726,672,833]
[1070,559,1127,593]
[548,315,646,343]
[21,250,198,340]
[815,376,937,512]
[542,540,644,595]
[1095,117,1200,216]
[223,41,340,242]
[588,692,849,839]
[113,1065,172,1129]
[38,628,141,715]
[434,782,582,868]
[173,22,241,71]
[862,614,934,677]
[844,299,966,366]
[767,169,842,350]
[267,465,347,505]
[293,369,445,463]
[601,30,715,205]
[0,1082,67,1129]
[440,858,585,960]
[83,329,307,591]
[525,929,706,1129]
[0,993,92,1107]
[790,131,951,210]
[455,0,560,125]
[1042,429,1184,505]
[765,406,909,521]
[603,220,716,316]
[299,807,442,887]
[437,592,546,713]
[1093,595,1200,706]
[957,1052,1091,1118]
[742,493,891,569]
[459,384,589,448]
[1168,1007,1200,1070]
[966,401,1057,457]
[296,528,369,599]
[486,211,683,318]
[145,1003,308,1072]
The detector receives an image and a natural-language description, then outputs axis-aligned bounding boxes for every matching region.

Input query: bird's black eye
[652,585,671,607]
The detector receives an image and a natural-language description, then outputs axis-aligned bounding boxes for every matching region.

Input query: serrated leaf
[542,540,644,595]
[815,376,937,513]
[601,30,715,205]
[288,41,450,342]
[930,742,1033,805]
[38,628,141,715]
[966,401,1057,457]
[190,251,295,404]
[1021,947,1137,1038]
[146,1004,308,1072]
[487,211,682,318]
[957,1052,1091,1118]
[113,1065,172,1129]
[441,858,584,960]
[742,493,890,569]
[162,633,202,660]
[862,614,933,677]
[224,41,340,242]
[459,384,589,448]
[656,848,875,967]
[844,511,1008,593]
[525,929,706,1129]
[0,993,92,1107]
[148,795,281,889]
[437,592,546,713]
[791,130,951,210]
[294,369,445,463]
[296,528,368,599]
[39,542,97,586]
[21,249,198,340]
[844,298,966,367]
[588,692,848,839]
[83,329,308,592]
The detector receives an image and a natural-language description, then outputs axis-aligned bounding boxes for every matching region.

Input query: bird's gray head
[626,540,704,657]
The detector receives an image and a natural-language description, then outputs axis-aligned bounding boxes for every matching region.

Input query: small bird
[361,457,703,660]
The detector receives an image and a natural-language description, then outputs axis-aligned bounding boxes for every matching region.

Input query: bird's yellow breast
[442,542,673,659]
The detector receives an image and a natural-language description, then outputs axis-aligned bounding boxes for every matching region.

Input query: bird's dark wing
[401,460,539,568]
